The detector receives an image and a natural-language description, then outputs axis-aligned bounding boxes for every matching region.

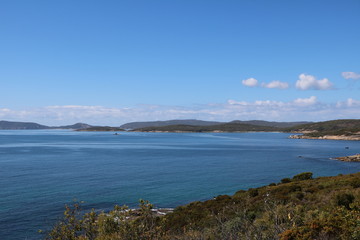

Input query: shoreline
[130,130,283,133]
[335,154,360,162]
[289,134,360,141]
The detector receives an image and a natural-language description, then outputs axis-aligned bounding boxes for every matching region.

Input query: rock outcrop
[289,134,360,141]
[335,154,360,162]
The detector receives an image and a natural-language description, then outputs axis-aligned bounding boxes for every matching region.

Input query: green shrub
[336,193,355,209]
[281,178,291,183]
[235,190,246,195]
[289,184,302,192]
[305,186,319,193]
[295,192,304,200]
[350,178,360,188]
[248,188,259,197]
[293,172,313,181]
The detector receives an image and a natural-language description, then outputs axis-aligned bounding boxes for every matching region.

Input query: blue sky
[1,0,359,125]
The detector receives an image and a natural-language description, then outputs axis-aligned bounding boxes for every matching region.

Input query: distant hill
[120,119,223,129]
[55,123,92,129]
[287,119,360,140]
[0,120,92,130]
[121,119,308,130]
[76,126,124,132]
[0,120,49,130]
[133,122,279,132]
[287,119,360,135]
[231,120,311,128]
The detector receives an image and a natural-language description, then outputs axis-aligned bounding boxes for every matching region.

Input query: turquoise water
[1,130,360,239]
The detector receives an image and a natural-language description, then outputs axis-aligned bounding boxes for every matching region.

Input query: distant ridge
[133,122,279,132]
[0,120,49,130]
[56,123,92,129]
[0,119,314,131]
[287,119,360,140]
[231,120,311,128]
[0,121,92,130]
[120,119,223,129]
[121,119,311,130]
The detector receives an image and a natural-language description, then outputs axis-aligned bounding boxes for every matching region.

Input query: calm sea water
[1,130,360,239]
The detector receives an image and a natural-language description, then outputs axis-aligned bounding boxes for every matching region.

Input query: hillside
[120,119,223,129]
[0,120,49,130]
[133,122,279,132]
[288,119,360,140]
[232,120,311,128]
[0,120,92,130]
[47,171,360,240]
[76,126,125,132]
[121,119,309,130]
[55,123,92,129]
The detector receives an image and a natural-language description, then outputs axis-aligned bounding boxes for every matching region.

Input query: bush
[289,184,302,192]
[350,178,360,188]
[336,193,355,209]
[281,178,291,183]
[295,192,304,200]
[305,186,319,193]
[293,172,313,181]
[248,188,259,197]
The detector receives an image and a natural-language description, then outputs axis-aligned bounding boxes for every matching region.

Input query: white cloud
[293,96,317,106]
[254,100,285,106]
[295,74,333,90]
[1,97,360,125]
[342,72,360,80]
[242,78,258,87]
[261,80,289,89]
[336,98,360,107]
[346,98,360,106]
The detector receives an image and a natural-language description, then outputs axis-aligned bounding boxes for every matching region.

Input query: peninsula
[130,120,309,132]
[288,119,360,141]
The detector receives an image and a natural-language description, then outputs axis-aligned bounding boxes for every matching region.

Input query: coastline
[335,154,360,162]
[130,130,283,133]
[289,134,360,141]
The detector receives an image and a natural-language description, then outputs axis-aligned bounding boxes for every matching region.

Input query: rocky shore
[289,134,360,141]
[335,154,360,162]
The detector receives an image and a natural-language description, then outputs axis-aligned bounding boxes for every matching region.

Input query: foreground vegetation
[46,172,360,239]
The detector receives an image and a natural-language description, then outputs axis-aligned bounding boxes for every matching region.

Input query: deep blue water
[1,130,360,239]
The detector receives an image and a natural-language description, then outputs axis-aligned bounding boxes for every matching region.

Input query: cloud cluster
[243,73,336,91]
[242,78,289,89]
[1,97,359,125]
[295,74,333,90]
[342,72,360,80]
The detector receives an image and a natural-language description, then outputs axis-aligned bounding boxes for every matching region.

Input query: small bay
[0,130,359,240]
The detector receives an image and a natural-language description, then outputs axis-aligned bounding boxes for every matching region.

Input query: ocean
[0,130,359,240]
